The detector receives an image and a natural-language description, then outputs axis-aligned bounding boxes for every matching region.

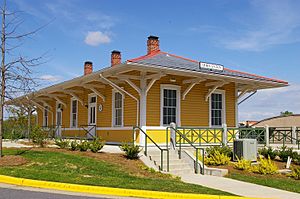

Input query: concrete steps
[145,149,195,174]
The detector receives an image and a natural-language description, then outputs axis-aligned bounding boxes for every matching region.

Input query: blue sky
[7,0,300,121]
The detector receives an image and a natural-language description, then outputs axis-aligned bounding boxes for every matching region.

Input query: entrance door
[88,95,97,138]
[56,108,62,137]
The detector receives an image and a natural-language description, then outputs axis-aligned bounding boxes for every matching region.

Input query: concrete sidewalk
[3,140,32,148]
[180,174,300,199]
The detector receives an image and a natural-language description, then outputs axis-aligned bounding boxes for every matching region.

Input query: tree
[280,111,293,117]
[0,0,47,157]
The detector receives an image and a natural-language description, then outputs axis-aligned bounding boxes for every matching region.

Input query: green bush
[204,150,231,166]
[90,138,105,153]
[234,156,251,170]
[206,146,232,159]
[259,147,278,160]
[30,126,47,147]
[250,156,278,175]
[289,167,300,180]
[3,129,24,140]
[277,146,298,162]
[70,141,78,151]
[120,143,141,159]
[55,139,70,149]
[78,140,90,152]
[294,157,300,165]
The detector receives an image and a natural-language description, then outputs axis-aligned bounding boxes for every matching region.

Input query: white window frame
[70,98,78,128]
[43,105,49,127]
[56,101,62,126]
[160,84,181,126]
[88,93,97,125]
[112,89,124,127]
[209,89,226,127]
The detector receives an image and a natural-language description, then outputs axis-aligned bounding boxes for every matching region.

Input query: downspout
[99,74,139,127]
[238,91,257,105]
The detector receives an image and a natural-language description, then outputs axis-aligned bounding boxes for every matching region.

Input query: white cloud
[40,75,61,82]
[84,31,111,46]
[239,83,300,121]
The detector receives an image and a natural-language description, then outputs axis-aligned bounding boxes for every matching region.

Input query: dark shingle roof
[127,51,288,85]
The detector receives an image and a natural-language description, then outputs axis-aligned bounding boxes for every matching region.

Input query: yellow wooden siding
[181,82,209,126]
[146,75,236,127]
[97,130,133,143]
[35,73,237,143]
[223,83,236,127]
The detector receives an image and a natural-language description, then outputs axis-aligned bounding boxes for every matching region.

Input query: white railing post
[222,123,228,146]
[170,122,176,150]
[292,126,297,145]
[265,125,270,147]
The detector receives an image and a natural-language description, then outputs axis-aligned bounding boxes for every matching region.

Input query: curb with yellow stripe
[0,175,263,199]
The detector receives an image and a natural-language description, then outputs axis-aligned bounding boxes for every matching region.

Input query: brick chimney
[147,35,160,54]
[84,61,93,75]
[111,50,121,66]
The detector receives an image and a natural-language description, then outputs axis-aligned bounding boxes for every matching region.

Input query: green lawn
[227,172,300,194]
[0,149,232,195]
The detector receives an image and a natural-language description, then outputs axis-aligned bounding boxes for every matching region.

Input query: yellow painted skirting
[0,175,266,199]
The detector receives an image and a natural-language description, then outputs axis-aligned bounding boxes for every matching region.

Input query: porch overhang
[6,60,288,108]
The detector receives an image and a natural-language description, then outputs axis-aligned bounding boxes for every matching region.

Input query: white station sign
[199,62,224,71]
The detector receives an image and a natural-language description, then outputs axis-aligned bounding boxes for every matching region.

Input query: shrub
[55,139,70,149]
[4,129,24,140]
[120,143,141,159]
[250,156,278,175]
[277,146,298,162]
[259,147,277,160]
[206,146,232,159]
[294,157,300,165]
[78,140,90,152]
[204,150,230,166]
[30,126,47,147]
[234,156,251,170]
[90,138,105,153]
[70,140,78,151]
[289,167,300,180]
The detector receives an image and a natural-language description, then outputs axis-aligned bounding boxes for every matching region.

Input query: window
[90,96,96,103]
[88,95,97,125]
[70,99,77,127]
[43,106,48,127]
[113,91,123,126]
[161,86,180,126]
[210,92,224,126]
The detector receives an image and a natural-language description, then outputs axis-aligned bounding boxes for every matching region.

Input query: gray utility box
[233,139,257,161]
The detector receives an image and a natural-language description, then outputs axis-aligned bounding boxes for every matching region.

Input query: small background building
[252,114,300,127]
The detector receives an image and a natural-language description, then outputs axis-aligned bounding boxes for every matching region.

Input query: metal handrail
[229,127,266,144]
[269,127,300,149]
[133,126,169,172]
[167,126,205,175]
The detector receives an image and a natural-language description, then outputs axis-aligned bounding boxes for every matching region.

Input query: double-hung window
[43,106,48,127]
[210,92,224,127]
[161,86,180,126]
[113,91,123,126]
[70,99,78,127]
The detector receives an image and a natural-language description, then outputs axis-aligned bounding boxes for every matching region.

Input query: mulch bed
[211,160,300,180]
[0,155,28,166]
